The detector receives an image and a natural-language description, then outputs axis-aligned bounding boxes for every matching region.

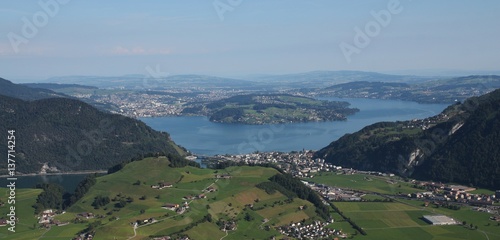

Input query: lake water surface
[141,98,449,155]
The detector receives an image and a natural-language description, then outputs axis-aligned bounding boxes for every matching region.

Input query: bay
[140,98,449,156]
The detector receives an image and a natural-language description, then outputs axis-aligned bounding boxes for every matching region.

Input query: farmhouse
[77,212,94,219]
[423,215,457,225]
[215,174,232,179]
[151,182,173,189]
[162,203,179,211]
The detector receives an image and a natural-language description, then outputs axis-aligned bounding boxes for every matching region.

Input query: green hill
[0,94,184,174]
[0,157,328,239]
[183,94,359,124]
[315,89,500,189]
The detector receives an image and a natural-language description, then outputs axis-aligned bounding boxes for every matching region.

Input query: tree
[244,212,254,221]
[92,195,110,209]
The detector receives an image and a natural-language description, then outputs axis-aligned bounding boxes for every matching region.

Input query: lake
[6,98,448,191]
[140,98,449,156]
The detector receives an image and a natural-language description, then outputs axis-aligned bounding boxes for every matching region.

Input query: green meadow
[0,157,326,239]
[310,172,500,240]
[311,172,421,194]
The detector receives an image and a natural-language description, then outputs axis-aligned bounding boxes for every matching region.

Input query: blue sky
[1,0,500,81]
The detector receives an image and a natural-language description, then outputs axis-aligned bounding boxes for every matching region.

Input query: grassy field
[310,172,421,195]
[333,201,493,239]
[309,172,500,239]
[1,157,325,239]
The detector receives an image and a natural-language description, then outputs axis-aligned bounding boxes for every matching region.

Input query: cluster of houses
[218,219,237,231]
[35,210,96,230]
[210,151,344,178]
[304,182,364,202]
[404,113,450,130]
[406,182,499,207]
[38,209,69,228]
[278,220,345,239]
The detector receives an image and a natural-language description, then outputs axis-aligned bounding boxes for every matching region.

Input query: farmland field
[0,157,326,239]
[310,172,421,194]
[314,177,500,240]
[332,201,494,239]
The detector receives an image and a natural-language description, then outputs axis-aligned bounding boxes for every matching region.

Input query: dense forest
[315,89,500,189]
[0,94,184,174]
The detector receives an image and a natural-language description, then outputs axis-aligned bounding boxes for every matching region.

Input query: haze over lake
[141,98,449,156]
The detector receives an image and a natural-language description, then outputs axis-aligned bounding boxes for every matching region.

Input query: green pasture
[310,172,420,194]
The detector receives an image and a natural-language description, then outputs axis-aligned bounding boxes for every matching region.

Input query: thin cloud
[111,46,172,55]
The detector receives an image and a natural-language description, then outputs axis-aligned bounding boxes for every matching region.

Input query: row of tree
[267,173,330,220]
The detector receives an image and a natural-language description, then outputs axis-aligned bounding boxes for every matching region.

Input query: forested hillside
[0,95,185,174]
[315,89,500,189]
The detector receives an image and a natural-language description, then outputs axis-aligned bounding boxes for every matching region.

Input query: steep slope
[0,95,185,174]
[315,89,500,189]
[414,94,500,187]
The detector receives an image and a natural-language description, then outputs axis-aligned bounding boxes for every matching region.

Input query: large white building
[423,215,457,225]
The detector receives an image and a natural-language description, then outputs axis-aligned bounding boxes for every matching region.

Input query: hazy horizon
[2,0,500,81]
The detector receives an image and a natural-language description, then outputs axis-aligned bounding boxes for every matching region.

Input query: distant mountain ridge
[247,70,433,88]
[318,75,500,103]
[22,83,98,90]
[41,71,434,90]
[315,89,500,189]
[44,74,256,89]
